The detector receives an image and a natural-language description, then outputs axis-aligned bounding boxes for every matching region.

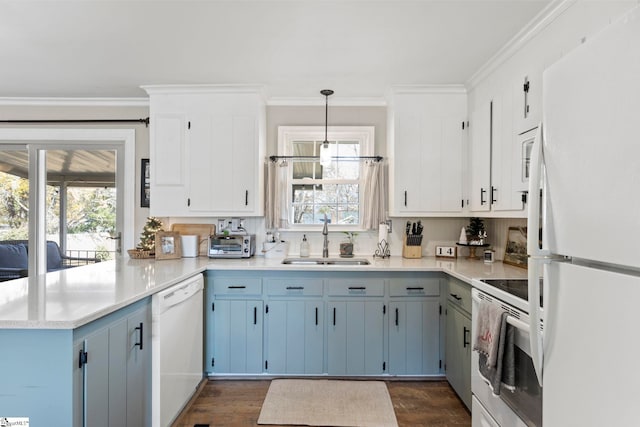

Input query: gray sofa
[0,240,101,281]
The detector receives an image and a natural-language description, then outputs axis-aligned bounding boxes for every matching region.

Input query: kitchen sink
[281,257,371,266]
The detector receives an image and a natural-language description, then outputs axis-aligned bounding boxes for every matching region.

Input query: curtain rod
[0,118,150,127]
[270,155,383,162]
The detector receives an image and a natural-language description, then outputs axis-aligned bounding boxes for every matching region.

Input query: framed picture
[155,231,182,260]
[141,158,150,208]
[504,226,528,268]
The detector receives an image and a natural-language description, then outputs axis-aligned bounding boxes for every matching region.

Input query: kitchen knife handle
[480,188,487,205]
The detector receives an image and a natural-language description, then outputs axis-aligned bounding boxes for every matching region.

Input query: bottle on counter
[300,234,310,257]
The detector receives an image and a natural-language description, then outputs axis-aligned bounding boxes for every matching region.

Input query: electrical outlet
[436,245,457,258]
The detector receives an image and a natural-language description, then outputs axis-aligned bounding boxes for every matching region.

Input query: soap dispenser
[300,234,310,257]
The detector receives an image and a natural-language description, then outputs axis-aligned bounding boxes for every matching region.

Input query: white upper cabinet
[143,85,266,217]
[513,65,543,135]
[468,102,491,212]
[468,80,526,216]
[388,88,467,216]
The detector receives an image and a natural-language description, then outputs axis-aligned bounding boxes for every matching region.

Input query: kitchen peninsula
[0,256,526,425]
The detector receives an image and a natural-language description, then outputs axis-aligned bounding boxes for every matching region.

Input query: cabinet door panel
[232,115,257,212]
[328,300,383,375]
[267,300,324,374]
[126,307,150,427]
[150,114,188,216]
[304,301,324,374]
[213,299,263,374]
[84,329,110,427]
[187,113,215,212]
[389,299,440,375]
[469,103,491,212]
[108,318,128,427]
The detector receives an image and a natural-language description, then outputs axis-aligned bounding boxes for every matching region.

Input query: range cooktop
[477,278,543,311]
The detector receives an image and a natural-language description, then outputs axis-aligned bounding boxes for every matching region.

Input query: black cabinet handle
[254,306,257,325]
[333,307,336,326]
[450,293,462,301]
[491,186,497,204]
[134,322,144,350]
[348,286,366,290]
[395,308,399,326]
[480,188,487,205]
[286,286,304,290]
[404,190,407,207]
[315,307,318,326]
[406,287,424,291]
[463,326,470,348]
[245,190,249,206]
[228,285,246,289]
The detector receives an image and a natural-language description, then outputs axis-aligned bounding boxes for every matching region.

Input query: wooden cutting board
[170,223,216,256]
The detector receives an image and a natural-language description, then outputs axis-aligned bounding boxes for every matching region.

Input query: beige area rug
[257,379,399,427]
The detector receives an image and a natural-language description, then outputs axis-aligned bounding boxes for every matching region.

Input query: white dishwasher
[152,273,204,427]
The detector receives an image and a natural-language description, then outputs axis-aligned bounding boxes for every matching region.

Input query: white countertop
[0,255,526,330]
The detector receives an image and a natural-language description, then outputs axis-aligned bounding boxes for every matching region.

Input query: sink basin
[282,257,370,266]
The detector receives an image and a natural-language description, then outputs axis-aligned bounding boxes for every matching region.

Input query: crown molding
[388,84,467,95]
[0,97,149,107]
[266,96,387,107]
[466,0,575,90]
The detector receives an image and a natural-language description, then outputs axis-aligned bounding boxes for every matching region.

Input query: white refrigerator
[527,4,640,426]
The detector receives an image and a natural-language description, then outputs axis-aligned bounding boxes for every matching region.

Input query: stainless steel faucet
[322,213,329,258]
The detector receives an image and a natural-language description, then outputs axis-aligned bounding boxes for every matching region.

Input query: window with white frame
[277,126,374,229]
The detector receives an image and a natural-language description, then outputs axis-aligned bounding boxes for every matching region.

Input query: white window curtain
[361,160,387,230]
[265,159,290,230]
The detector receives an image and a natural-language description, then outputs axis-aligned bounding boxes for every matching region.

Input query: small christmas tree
[466,217,486,241]
[137,217,163,251]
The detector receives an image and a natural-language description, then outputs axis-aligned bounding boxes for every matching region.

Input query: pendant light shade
[319,89,334,167]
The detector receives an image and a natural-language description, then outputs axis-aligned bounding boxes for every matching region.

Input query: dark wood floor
[173,379,471,427]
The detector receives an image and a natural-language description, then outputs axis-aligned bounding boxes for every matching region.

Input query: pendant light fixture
[319,89,334,167]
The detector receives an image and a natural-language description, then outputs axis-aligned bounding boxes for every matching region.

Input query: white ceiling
[0,0,550,100]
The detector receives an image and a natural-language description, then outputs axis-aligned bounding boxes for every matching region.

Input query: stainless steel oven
[471,280,542,427]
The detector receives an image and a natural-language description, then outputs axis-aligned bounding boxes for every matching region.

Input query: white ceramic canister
[181,235,199,257]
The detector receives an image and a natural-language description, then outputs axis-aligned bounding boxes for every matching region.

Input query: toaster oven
[208,234,256,258]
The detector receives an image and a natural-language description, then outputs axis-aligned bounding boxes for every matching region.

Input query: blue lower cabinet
[211,299,263,374]
[265,300,324,374]
[388,299,441,375]
[327,300,385,375]
[76,301,151,427]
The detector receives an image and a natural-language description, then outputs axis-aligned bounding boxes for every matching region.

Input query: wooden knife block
[402,235,423,259]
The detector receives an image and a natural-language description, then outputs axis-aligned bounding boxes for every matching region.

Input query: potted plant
[340,232,357,257]
[466,217,487,244]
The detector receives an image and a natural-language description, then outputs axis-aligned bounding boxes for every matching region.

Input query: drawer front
[264,278,324,297]
[327,279,385,297]
[447,278,472,314]
[212,278,262,296]
[389,277,440,297]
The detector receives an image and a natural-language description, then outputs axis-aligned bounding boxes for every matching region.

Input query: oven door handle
[472,294,530,334]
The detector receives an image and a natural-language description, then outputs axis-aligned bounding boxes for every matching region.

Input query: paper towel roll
[378,223,388,243]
